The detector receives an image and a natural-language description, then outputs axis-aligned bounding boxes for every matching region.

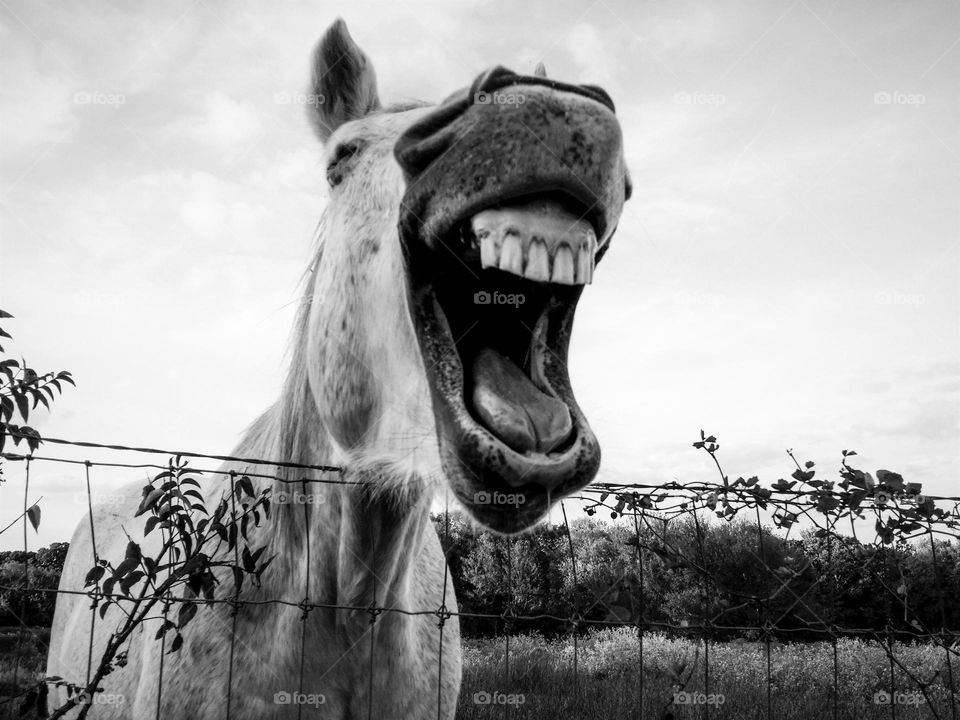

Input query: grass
[0,626,955,718]
[456,628,958,719]
[0,627,47,719]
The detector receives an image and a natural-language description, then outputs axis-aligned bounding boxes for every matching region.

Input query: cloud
[0,19,78,162]
[175,92,265,151]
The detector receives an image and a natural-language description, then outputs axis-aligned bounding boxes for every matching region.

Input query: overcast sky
[2,0,958,549]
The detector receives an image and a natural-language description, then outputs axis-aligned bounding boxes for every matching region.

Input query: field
[1,627,956,718]
[456,628,958,720]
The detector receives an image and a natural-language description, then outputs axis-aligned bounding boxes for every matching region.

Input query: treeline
[431,514,960,640]
[0,543,68,625]
[3,522,959,641]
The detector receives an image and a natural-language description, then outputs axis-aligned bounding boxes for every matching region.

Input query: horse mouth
[408,191,602,534]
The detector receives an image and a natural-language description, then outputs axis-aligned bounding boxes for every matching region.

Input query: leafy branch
[24,458,274,719]
[0,309,75,455]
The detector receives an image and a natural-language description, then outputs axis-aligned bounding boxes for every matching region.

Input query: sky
[1,0,958,550]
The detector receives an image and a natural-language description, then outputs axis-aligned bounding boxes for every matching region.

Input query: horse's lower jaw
[410,268,600,535]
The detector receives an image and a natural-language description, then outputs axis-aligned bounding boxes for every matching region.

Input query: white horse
[47,18,630,719]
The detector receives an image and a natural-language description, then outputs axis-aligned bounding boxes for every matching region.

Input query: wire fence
[0,433,958,719]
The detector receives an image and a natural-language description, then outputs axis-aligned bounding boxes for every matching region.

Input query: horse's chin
[407,192,602,535]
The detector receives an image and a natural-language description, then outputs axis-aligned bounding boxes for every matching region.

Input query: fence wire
[0,435,958,719]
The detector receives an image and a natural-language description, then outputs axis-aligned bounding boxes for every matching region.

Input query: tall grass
[457,628,957,719]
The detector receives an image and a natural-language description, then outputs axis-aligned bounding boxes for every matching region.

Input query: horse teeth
[478,229,498,268]
[524,240,551,282]
[550,244,576,284]
[498,233,524,275]
[576,243,593,284]
[472,205,598,286]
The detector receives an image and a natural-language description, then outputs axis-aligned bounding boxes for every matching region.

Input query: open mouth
[407,191,603,533]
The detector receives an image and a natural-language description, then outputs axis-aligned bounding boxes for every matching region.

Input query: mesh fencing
[0,434,957,719]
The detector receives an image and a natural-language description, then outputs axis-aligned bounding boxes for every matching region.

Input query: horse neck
[237,367,434,615]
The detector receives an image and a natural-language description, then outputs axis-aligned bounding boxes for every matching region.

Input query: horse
[46,18,630,718]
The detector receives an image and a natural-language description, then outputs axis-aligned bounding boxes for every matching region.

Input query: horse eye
[326,140,365,188]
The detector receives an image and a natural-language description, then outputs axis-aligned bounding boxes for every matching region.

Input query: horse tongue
[469,347,572,454]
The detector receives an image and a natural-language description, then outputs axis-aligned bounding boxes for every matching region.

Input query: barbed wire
[0,437,958,719]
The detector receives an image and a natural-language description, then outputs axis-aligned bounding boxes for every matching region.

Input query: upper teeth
[468,205,597,285]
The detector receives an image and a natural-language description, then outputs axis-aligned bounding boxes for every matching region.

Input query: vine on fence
[0,431,956,718]
[24,457,274,719]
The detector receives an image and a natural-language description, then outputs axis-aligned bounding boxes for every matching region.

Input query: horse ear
[533,62,547,78]
[309,19,381,142]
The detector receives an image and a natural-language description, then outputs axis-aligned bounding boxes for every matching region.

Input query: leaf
[83,566,106,586]
[26,504,41,532]
[154,619,175,640]
[14,393,28,424]
[0,310,13,319]
[144,516,160,536]
[169,633,183,653]
[178,602,197,629]
[241,546,256,573]
[120,571,144,595]
[125,541,142,561]
[114,557,139,577]
[876,469,904,491]
[238,475,255,499]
